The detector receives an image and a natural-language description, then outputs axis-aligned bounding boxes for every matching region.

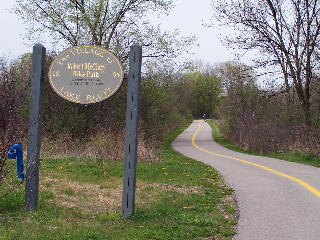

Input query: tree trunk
[302,101,312,128]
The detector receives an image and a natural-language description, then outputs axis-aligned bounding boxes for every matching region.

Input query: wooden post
[122,44,142,217]
[25,44,46,211]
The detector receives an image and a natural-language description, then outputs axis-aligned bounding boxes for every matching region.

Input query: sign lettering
[49,45,124,104]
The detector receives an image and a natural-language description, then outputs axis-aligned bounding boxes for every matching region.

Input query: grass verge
[0,124,237,240]
[207,119,320,168]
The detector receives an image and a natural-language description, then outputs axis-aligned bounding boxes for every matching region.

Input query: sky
[148,0,236,64]
[0,0,238,65]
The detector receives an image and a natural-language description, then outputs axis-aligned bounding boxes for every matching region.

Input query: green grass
[207,119,320,168]
[0,124,237,240]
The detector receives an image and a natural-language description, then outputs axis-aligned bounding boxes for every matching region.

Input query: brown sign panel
[49,45,124,104]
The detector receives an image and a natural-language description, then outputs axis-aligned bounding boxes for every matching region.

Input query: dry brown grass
[42,176,122,213]
[142,183,204,195]
[40,128,158,161]
[41,176,203,214]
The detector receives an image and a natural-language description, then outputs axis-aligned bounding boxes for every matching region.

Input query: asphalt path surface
[172,120,320,240]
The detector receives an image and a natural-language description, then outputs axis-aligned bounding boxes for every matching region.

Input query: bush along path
[173,120,320,240]
[207,120,320,168]
[0,124,237,240]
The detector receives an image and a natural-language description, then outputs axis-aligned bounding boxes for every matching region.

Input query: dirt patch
[42,177,122,213]
[41,177,204,213]
[141,183,204,194]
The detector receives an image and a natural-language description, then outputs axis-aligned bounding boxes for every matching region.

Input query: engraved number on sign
[52,71,60,77]
[113,72,120,78]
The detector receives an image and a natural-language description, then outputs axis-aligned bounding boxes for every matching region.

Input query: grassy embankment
[0,124,237,240]
[207,120,320,168]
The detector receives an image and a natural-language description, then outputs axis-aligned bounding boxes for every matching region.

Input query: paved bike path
[172,120,320,240]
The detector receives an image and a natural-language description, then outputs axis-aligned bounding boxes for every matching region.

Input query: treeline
[212,0,320,154]
[0,54,223,184]
[217,62,320,155]
[2,54,320,186]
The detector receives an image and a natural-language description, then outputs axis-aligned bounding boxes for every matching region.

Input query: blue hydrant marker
[7,143,25,180]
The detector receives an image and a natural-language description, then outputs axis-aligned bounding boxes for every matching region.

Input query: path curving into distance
[172,120,320,240]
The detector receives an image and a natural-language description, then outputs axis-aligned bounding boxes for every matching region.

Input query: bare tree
[0,60,20,184]
[213,0,320,127]
[15,0,196,64]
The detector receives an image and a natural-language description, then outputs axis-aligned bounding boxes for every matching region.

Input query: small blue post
[7,143,25,180]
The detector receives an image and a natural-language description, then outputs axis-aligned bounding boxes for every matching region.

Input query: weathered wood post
[122,44,142,217]
[25,44,46,211]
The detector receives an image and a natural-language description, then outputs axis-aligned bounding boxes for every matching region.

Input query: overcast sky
[0,0,237,65]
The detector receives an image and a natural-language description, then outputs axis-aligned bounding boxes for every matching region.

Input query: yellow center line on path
[192,122,320,199]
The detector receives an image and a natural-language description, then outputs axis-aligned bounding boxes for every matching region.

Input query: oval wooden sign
[49,45,124,104]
